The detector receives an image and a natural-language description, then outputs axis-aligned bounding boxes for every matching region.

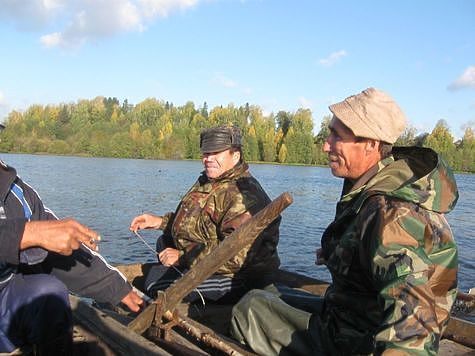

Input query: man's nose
[323,140,330,153]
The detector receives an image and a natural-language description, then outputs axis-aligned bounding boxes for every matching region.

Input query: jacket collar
[0,160,18,202]
[199,161,249,185]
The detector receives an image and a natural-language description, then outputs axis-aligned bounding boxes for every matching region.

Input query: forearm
[45,245,132,305]
[159,212,175,232]
[374,276,439,354]
[370,239,445,355]
[361,201,438,354]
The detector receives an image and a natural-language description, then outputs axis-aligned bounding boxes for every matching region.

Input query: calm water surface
[3,153,474,292]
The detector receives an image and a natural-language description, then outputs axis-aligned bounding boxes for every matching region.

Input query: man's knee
[236,289,270,308]
[1,274,72,350]
[21,274,72,328]
[28,274,70,302]
[231,289,275,333]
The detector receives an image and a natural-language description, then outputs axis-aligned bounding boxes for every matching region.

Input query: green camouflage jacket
[159,162,280,277]
[319,146,458,355]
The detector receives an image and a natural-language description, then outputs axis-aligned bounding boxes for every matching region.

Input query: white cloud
[0,0,65,30]
[213,73,237,88]
[40,1,144,49]
[0,0,202,49]
[139,0,199,18]
[319,50,348,67]
[448,66,475,91]
[40,32,66,48]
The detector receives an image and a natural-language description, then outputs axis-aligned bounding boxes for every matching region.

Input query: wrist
[21,220,39,249]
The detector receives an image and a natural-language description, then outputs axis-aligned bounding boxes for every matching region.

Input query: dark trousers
[0,273,72,352]
[144,263,248,303]
[146,236,248,303]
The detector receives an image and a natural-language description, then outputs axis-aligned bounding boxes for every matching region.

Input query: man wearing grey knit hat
[231,88,458,355]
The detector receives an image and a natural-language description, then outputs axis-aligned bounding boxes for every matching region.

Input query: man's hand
[22,219,100,255]
[158,247,180,267]
[129,214,163,232]
[120,290,144,312]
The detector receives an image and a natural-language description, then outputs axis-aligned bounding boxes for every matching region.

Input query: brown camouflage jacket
[159,162,280,277]
[319,147,458,355]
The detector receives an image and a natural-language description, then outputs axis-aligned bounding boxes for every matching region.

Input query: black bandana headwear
[200,125,242,154]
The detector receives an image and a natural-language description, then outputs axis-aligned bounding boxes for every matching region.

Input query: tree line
[0,96,473,172]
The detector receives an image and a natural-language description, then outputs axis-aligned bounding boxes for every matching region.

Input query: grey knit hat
[200,125,242,154]
[329,88,407,144]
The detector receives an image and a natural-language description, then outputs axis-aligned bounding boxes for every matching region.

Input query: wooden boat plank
[167,308,257,356]
[70,295,172,355]
[444,316,475,349]
[439,339,475,355]
[116,262,475,354]
[95,304,213,355]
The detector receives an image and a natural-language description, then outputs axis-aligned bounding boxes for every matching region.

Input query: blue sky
[0,0,474,139]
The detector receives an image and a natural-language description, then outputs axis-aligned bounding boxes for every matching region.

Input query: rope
[132,231,206,307]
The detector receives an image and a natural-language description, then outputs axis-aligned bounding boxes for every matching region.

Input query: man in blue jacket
[0,148,143,353]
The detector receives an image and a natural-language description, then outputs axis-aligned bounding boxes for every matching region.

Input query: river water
[2,153,474,293]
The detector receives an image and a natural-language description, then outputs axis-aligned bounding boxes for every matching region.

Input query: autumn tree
[424,120,456,167]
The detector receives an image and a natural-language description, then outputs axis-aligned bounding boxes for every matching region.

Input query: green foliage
[456,127,475,172]
[1,97,474,172]
[424,120,457,167]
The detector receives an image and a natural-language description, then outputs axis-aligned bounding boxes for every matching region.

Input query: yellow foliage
[275,128,284,145]
[110,109,119,123]
[278,143,287,163]
[129,122,140,141]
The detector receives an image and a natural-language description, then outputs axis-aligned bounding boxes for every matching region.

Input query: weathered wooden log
[70,295,171,355]
[444,316,475,349]
[128,192,293,335]
[160,310,254,356]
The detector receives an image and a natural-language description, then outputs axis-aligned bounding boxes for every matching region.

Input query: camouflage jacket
[319,147,458,355]
[159,162,280,277]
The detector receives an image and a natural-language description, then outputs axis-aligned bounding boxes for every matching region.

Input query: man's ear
[233,151,241,163]
[365,139,379,154]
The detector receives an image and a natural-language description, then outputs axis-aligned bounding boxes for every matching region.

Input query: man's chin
[328,164,343,178]
[205,169,219,179]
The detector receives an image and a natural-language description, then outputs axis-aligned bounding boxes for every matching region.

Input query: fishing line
[132,230,206,308]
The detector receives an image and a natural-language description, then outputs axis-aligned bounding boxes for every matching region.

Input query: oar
[128,192,293,335]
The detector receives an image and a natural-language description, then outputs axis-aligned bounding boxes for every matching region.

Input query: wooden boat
[10,192,475,355]
[67,263,475,355]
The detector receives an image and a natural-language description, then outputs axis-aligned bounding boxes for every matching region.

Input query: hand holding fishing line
[132,230,206,307]
[129,213,163,232]
[82,233,101,252]
[132,230,178,266]
[22,218,101,254]
[158,248,180,267]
